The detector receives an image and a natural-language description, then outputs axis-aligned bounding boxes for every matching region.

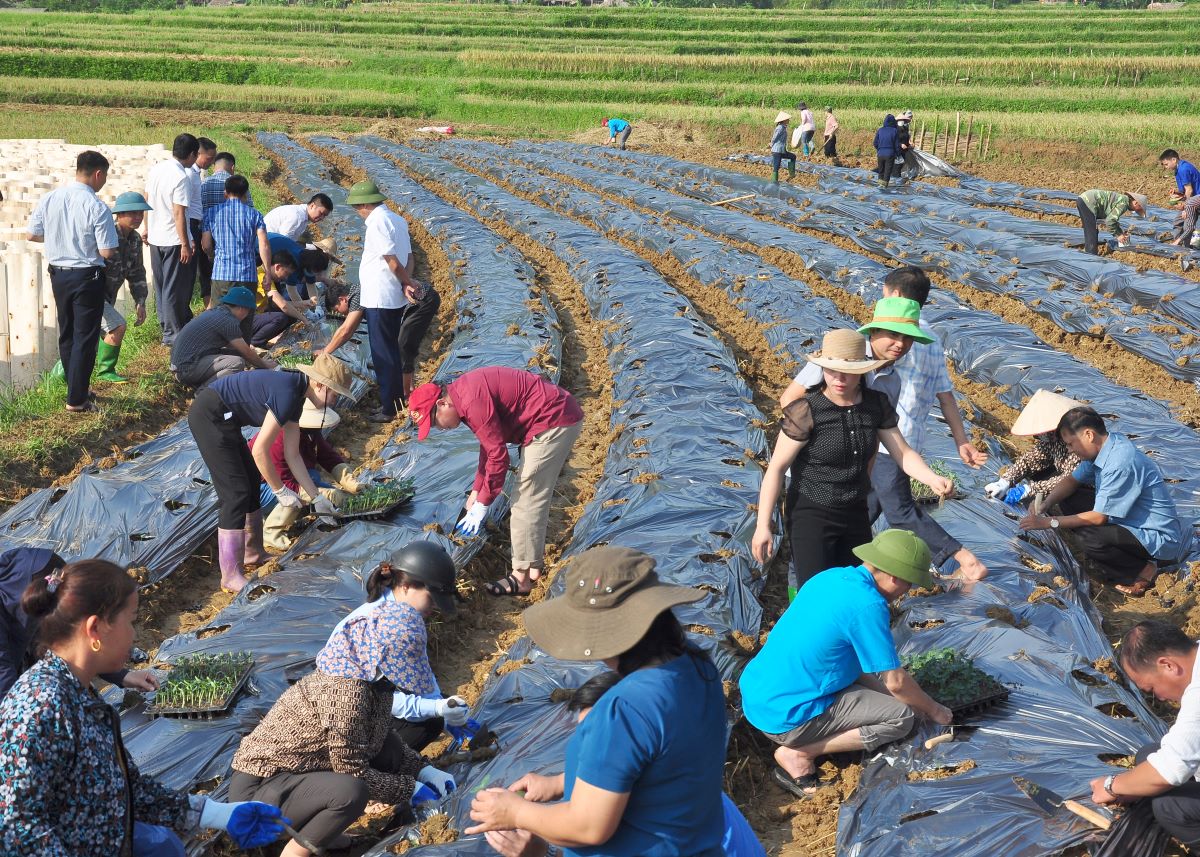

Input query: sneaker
[367,411,395,424]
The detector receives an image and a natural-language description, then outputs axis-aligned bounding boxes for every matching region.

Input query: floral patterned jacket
[0,652,190,856]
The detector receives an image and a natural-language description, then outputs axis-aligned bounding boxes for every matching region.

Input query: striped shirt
[26,181,118,268]
[202,199,267,282]
[201,170,232,211]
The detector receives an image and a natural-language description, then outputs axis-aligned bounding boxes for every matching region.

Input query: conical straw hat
[1011,389,1083,436]
[775,111,792,124]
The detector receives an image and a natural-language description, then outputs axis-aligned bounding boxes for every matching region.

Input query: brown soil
[905,759,978,782]
[1093,657,1121,681]
[388,813,457,853]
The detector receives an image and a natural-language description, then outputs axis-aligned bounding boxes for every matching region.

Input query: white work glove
[454,501,489,537]
[417,764,457,799]
[434,695,470,727]
[983,477,1011,499]
[304,306,325,323]
[274,486,304,509]
[313,494,339,517]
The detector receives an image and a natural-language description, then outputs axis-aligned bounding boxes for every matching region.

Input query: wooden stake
[965,115,974,162]
[931,116,939,156]
[982,125,992,160]
[918,120,926,150]
[953,112,961,160]
[707,193,756,207]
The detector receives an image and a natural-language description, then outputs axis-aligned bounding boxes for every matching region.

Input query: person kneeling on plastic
[0,559,287,856]
[325,541,467,752]
[740,530,952,799]
[468,546,728,856]
[228,563,457,857]
[250,400,362,551]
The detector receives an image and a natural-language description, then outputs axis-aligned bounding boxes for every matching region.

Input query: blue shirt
[563,654,725,857]
[210,368,308,428]
[267,233,314,290]
[201,170,233,211]
[1072,432,1188,562]
[721,794,766,857]
[203,198,266,282]
[607,118,630,134]
[1177,160,1200,196]
[740,565,900,734]
[26,182,118,268]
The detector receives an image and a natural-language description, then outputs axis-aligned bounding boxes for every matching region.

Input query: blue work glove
[199,799,289,849]
[1004,484,1030,507]
[411,782,440,806]
[447,716,482,747]
[418,764,457,798]
[454,502,489,537]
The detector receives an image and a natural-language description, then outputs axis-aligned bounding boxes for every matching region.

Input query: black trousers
[876,155,896,185]
[823,135,838,158]
[788,492,872,591]
[191,219,212,302]
[1077,198,1101,255]
[1076,519,1154,583]
[398,288,440,373]
[867,453,961,568]
[771,151,797,173]
[228,731,412,850]
[188,387,262,529]
[48,266,106,408]
[150,243,195,345]
[1134,743,1200,847]
[393,715,444,752]
[250,310,297,348]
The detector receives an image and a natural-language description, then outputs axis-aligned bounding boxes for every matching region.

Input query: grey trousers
[1135,743,1200,846]
[764,681,916,753]
[178,353,246,390]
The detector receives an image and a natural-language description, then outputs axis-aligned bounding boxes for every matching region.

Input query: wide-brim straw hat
[1011,389,1083,436]
[311,236,343,264]
[299,400,340,430]
[298,353,355,399]
[775,111,792,124]
[523,546,704,661]
[1129,192,1149,215]
[345,179,386,205]
[853,529,932,588]
[806,328,889,374]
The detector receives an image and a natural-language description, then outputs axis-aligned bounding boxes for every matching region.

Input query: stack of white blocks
[0,139,165,390]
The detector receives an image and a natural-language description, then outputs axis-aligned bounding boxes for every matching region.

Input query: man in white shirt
[25,150,118,413]
[346,180,438,423]
[1091,620,1200,847]
[263,194,333,242]
[145,133,199,345]
[189,137,217,305]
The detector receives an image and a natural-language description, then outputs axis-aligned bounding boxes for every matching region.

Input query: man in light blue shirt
[1021,407,1189,596]
[26,149,118,413]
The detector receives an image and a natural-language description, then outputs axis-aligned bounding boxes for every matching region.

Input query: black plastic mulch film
[339,138,1192,856]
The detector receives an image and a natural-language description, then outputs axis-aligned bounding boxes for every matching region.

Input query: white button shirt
[1147,643,1200,786]
[187,163,204,221]
[145,159,192,247]
[358,205,412,310]
[264,204,309,241]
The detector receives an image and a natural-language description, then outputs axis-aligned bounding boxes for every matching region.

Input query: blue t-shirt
[721,794,766,857]
[210,369,308,428]
[1072,432,1188,562]
[267,232,315,290]
[1178,160,1200,196]
[739,565,900,735]
[563,654,725,857]
[607,118,630,134]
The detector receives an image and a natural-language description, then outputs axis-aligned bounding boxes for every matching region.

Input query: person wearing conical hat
[752,327,953,591]
[770,110,797,184]
[347,179,440,423]
[984,389,1092,511]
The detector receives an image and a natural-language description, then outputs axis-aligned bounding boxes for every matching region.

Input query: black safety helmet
[391,541,458,615]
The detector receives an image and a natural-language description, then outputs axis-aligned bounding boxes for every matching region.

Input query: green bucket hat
[857,296,934,345]
[853,529,932,587]
[345,179,386,205]
[111,191,152,213]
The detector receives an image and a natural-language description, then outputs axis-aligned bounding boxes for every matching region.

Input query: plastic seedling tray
[148,652,255,720]
[950,687,1010,721]
[903,647,1009,713]
[335,478,416,522]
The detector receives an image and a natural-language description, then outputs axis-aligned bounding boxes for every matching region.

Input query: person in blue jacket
[603,117,632,150]
[873,114,900,188]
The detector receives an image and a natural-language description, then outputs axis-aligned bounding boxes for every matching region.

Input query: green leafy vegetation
[151,651,254,712]
[339,479,416,516]
[903,647,1007,709]
[910,460,960,502]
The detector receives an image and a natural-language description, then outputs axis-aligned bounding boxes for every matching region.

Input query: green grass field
[1,2,1199,149]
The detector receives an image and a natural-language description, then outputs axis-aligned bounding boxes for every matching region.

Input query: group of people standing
[769,103,840,182]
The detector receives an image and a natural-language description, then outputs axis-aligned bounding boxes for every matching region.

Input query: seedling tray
[148,652,255,720]
[335,479,416,521]
[951,687,1010,721]
[903,647,1009,712]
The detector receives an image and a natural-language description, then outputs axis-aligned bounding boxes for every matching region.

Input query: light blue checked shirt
[201,170,232,211]
[26,182,118,268]
[892,319,954,455]
[202,198,266,282]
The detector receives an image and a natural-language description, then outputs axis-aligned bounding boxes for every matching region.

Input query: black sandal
[486,573,531,597]
[772,765,823,800]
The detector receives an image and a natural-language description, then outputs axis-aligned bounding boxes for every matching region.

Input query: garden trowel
[1012,775,1113,830]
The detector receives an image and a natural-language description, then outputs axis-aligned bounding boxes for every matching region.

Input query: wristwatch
[1049,517,1060,529]
[1103,773,1118,797]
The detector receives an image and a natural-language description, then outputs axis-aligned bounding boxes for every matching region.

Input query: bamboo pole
[953,112,961,160]
[930,115,939,156]
[918,120,926,150]
[982,125,992,160]
[965,115,974,162]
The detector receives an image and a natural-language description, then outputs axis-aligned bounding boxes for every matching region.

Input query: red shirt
[248,429,345,493]
[447,367,582,506]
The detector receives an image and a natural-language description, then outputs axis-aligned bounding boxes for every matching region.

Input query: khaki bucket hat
[299,400,340,430]
[298,353,355,400]
[852,529,932,588]
[311,236,343,264]
[345,179,386,205]
[806,329,889,375]
[523,546,705,661]
[1010,389,1083,437]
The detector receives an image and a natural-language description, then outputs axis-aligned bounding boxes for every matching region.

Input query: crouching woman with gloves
[251,400,363,551]
[229,569,458,857]
[328,540,469,751]
[0,559,287,856]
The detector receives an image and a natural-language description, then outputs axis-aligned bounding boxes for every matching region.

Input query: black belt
[47,264,103,275]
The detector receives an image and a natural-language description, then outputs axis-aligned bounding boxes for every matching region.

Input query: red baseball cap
[408,382,442,441]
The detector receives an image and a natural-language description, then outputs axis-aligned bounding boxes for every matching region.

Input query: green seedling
[902,647,1006,710]
[339,479,415,516]
[910,460,961,503]
[152,651,254,711]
